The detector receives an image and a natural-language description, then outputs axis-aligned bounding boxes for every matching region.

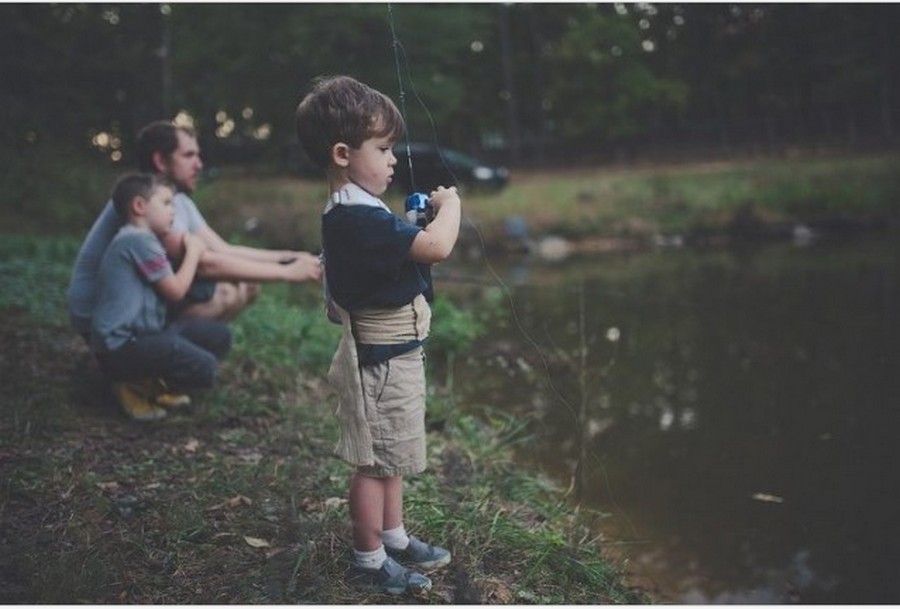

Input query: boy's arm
[409,186,461,264]
[154,233,206,302]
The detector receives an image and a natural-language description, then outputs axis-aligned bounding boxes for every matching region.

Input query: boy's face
[163,131,203,194]
[143,185,176,237]
[347,128,397,196]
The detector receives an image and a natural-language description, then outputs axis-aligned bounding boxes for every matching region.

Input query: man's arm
[164,224,322,283]
[197,248,322,283]
[197,224,299,263]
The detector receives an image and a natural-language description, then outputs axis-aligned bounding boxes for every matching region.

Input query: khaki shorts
[356,347,426,478]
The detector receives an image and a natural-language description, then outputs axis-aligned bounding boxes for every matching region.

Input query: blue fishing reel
[405,192,433,227]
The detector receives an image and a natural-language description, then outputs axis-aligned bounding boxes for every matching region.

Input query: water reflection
[441,237,900,603]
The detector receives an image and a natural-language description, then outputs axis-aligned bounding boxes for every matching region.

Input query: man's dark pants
[96,318,231,390]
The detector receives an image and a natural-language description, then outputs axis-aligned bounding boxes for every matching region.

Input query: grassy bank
[191,152,900,251]
[9,151,897,249]
[5,152,896,602]
[0,235,645,604]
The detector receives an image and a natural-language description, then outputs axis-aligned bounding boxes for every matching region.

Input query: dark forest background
[2,3,897,205]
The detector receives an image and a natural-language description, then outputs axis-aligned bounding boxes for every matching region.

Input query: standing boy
[91,173,232,421]
[295,75,461,594]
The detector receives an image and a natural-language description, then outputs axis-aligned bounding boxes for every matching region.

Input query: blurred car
[391,143,509,194]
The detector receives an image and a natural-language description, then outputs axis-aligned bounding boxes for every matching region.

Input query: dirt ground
[1,312,642,604]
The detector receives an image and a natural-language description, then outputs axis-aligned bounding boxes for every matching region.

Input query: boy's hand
[409,185,462,264]
[162,230,186,259]
[183,232,208,255]
[428,186,460,212]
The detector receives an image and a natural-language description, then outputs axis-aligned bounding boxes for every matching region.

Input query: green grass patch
[0,233,644,604]
[460,153,900,239]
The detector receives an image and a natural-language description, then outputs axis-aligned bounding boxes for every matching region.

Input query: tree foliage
[0,2,897,188]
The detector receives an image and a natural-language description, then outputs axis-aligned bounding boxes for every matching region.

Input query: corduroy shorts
[355,347,427,478]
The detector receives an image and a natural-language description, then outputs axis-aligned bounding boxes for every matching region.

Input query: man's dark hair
[295,75,406,170]
[111,172,168,219]
[136,120,197,173]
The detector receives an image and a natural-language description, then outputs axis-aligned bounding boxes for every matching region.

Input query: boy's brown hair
[111,173,169,220]
[295,75,406,170]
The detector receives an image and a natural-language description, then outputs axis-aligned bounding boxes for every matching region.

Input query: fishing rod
[383,4,635,526]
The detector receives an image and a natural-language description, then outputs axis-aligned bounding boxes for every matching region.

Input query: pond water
[437,235,900,604]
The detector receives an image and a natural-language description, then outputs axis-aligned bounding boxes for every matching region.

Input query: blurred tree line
[1,3,897,229]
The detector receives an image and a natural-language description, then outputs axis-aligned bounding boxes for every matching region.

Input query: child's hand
[409,185,462,263]
[183,232,207,255]
[162,230,186,259]
[428,186,460,212]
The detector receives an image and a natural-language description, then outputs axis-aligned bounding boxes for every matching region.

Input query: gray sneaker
[347,556,432,595]
[386,535,452,570]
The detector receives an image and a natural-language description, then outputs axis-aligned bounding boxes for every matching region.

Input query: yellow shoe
[112,382,166,421]
[154,379,191,409]
[156,391,191,409]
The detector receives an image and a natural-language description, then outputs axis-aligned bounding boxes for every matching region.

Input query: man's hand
[281,252,323,283]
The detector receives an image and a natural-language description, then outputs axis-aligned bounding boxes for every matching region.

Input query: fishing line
[387,3,418,193]
[385,3,640,540]
[386,4,579,422]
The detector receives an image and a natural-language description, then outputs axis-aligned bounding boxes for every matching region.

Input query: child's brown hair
[111,172,169,220]
[295,75,406,169]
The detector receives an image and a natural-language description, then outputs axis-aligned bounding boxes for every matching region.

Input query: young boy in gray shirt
[91,173,231,421]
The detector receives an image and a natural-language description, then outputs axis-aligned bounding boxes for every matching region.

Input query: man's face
[163,131,203,194]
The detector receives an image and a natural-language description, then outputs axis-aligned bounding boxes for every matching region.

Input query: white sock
[353,545,387,570]
[382,525,410,550]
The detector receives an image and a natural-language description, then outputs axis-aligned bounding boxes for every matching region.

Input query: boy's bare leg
[383,475,403,531]
[179,281,259,322]
[347,473,432,593]
[350,472,386,551]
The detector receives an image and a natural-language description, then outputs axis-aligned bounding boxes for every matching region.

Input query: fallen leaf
[752,492,784,504]
[212,532,236,540]
[96,481,121,493]
[243,536,271,548]
[238,450,264,464]
[324,497,348,510]
[183,438,201,452]
[265,547,287,559]
[207,494,253,511]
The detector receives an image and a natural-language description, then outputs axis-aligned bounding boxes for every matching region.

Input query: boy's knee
[242,282,261,305]
[210,324,233,358]
[180,282,255,322]
[216,282,258,320]
[191,351,220,388]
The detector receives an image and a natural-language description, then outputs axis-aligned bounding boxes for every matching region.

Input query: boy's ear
[331,143,350,168]
[131,195,148,217]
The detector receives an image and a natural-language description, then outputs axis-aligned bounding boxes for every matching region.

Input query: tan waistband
[351,294,431,344]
